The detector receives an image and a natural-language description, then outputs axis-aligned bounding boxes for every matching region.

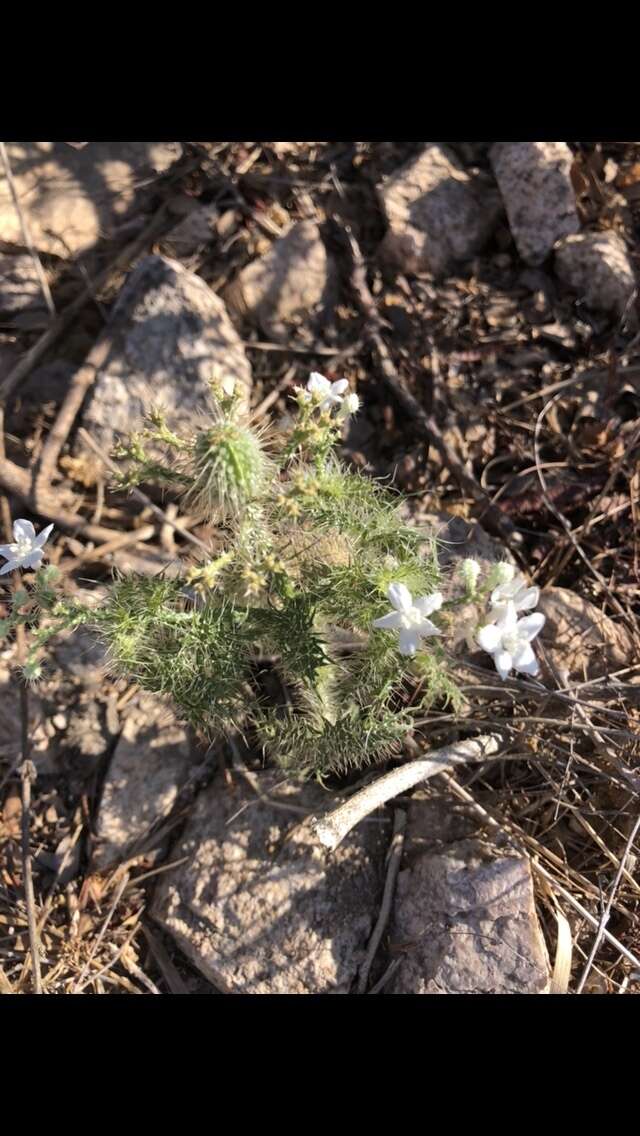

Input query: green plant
[1,372,546,781]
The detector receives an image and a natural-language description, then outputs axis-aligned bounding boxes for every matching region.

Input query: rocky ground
[1,141,639,994]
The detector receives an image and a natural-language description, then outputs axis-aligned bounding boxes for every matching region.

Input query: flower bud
[487,561,515,589]
[339,392,360,418]
[187,422,270,521]
[460,557,481,595]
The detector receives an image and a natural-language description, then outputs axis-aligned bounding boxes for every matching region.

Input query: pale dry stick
[107,937,161,995]
[575,811,640,994]
[62,523,156,571]
[357,809,406,994]
[542,651,640,835]
[78,428,212,556]
[71,871,129,993]
[0,965,14,994]
[312,734,506,851]
[551,663,640,843]
[74,914,143,994]
[535,869,640,972]
[252,365,296,420]
[571,499,633,536]
[454,680,631,724]
[549,902,573,995]
[438,770,640,974]
[0,449,123,543]
[433,760,635,918]
[0,202,173,404]
[552,667,640,863]
[570,807,640,896]
[501,364,640,414]
[123,856,190,889]
[0,141,56,318]
[459,657,640,699]
[35,336,114,492]
[19,761,42,993]
[415,710,639,746]
[244,340,352,357]
[227,739,312,822]
[367,957,402,994]
[0,492,43,993]
[142,922,190,995]
[36,822,83,937]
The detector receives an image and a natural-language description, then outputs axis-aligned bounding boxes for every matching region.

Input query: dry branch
[357,808,406,994]
[313,733,508,850]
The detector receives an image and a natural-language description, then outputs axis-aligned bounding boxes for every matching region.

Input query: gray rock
[158,204,219,259]
[538,586,634,682]
[555,231,637,318]
[401,507,516,576]
[65,701,109,759]
[77,254,253,461]
[430,512,515,573]
[391,822,550,993]
[490,142,579,265]
[379,144,499,276]
[400,789,480,865]
[0,142,182,257]
[152,771,386,993]
[225,220,336,343]
[93,692,192,868]
[0,253,49,318]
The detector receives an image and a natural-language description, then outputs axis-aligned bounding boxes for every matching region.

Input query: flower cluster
[0,370,551,784]
[476,563,545,681]
[371,560,545,683]
[299,372,360,418]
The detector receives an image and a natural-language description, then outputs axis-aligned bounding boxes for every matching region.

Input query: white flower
[303,372,349,411]
[489,570,539,619]
[0,519,54,575]
[477,601,545,681]
[460,557,481,594]
[372,582,443,657]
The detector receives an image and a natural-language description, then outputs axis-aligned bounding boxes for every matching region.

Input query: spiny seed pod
[186,421,270,521]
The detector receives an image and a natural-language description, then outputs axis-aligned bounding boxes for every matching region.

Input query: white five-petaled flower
[476,601,545,681]
[303,372,350,411]
[0,519,54,575]
[489,570,539,620]
[372,582,443,657]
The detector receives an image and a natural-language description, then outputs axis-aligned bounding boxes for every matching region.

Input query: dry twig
[0,141,55,318]
[357,809,406,994]
[313,733,508,850]
[575,811,640,993]
[0,203,174,404]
